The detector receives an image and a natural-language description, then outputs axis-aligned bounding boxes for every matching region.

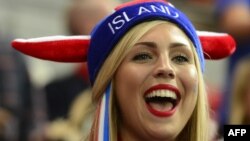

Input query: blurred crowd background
[0,0,249,141]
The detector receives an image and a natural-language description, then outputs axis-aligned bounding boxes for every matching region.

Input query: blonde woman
[11,0,235,141]
[90,20,209,141]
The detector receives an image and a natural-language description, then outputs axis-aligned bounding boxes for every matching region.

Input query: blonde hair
[89,20,209,141]
[229,57,250,124]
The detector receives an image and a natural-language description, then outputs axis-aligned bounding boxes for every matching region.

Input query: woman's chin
[144,127,178,141]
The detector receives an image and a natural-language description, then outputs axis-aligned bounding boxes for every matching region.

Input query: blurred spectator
[0,33,33,141]
[214,56,250,140]
[215,0,250,133]
[228,56,250,125]
[217,0,250,72]
[44,0,118,121]
[66,0,119,35]
[44,89,94,141]
[170,0,217,31]
[45,63,90,121]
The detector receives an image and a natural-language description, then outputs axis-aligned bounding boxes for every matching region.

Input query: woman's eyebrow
[169,42,189,48]
[134,41,157,48]
[135,42,190,49]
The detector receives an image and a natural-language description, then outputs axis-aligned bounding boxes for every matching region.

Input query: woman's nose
[153,57,175,79]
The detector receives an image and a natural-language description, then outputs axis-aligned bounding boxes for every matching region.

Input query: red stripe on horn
[11,36,90,62]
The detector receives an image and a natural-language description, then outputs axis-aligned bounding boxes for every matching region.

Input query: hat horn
[11,35,90,62]
[197,31,236,59]
[11,32,235,62]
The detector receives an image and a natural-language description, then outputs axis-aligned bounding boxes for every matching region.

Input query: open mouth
[144,85,181,117]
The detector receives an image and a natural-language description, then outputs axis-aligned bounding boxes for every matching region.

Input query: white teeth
[146,90,177,99]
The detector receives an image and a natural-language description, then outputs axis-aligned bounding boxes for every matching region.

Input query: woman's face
[114,23,198,141]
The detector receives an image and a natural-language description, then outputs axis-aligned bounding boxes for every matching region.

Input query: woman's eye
[172,55,189,64]
[132,53,152,61]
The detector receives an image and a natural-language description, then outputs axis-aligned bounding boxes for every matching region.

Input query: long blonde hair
[89,20,209,141]
[229,56,250,124]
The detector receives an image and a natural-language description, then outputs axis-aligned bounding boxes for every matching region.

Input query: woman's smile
[144,84,181,117]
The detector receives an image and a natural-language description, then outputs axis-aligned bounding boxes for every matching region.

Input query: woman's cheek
[181,67,198,94]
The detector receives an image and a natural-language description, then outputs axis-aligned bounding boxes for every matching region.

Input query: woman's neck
[118,127,174,141]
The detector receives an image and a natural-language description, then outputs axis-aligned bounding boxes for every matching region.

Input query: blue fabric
[104,84,111,141]
[87,0,205,84]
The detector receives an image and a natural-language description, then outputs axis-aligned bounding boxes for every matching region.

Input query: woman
[92,20,208,141]
[11,0,235,141]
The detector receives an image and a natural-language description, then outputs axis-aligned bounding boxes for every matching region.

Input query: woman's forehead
[136,23,192,48]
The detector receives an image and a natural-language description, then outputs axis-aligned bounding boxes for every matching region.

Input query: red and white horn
[12,35,90,62]
[11,31,236,62]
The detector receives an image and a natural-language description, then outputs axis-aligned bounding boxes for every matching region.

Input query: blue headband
[87,0,205,84]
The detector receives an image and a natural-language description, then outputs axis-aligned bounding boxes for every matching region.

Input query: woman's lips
[144,84,181,117]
